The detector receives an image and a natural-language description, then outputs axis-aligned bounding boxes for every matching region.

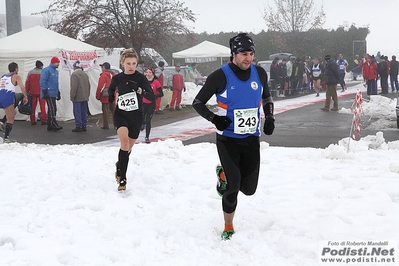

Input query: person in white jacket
[286,56,294,94]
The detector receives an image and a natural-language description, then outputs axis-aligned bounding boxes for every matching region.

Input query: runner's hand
[109,95,115,104]
[263,115,275,135]
[211,115,232,131]
[127,80,139,92]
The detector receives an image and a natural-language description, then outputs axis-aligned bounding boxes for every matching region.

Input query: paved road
[183,88,399,148]
[3,84,399,147]
[2,107,198,145]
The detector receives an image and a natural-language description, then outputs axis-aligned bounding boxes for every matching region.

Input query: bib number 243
[233,108,258,134]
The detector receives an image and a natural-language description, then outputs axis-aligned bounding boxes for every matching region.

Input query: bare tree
[36,0,196,53]
[263,0,325,32]
[33,7,59,29]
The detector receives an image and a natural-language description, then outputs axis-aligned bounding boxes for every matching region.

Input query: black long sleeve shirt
[192,63,274,121]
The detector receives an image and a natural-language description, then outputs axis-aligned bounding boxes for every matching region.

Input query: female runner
[108,49,155,191]
[142,67,163,143]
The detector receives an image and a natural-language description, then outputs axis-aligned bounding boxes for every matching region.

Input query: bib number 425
[117,92,139,111]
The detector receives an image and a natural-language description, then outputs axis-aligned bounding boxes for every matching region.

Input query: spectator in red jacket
[362,55,378,95]
[26,60,46,125]
[169,63,185,111]
[96,62,115,129]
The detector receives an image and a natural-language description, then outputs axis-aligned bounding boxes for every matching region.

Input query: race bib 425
[117,92,139,111]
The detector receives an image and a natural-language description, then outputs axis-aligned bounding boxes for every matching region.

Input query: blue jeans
[73,101,88,127]
[390,75,399,92]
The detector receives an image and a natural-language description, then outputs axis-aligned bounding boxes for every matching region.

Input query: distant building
[0,14,43,38]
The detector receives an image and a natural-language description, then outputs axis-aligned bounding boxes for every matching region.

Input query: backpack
[101,72,113,97]
[18,94,32,115]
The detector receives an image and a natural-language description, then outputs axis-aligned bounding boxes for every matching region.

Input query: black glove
[127,80,139,91]
[108,95,115,104]
[211,115,232,131]
[56,91,61,101]
[43,89,50,99]
[263,115,275,135]
[183,87,186,92]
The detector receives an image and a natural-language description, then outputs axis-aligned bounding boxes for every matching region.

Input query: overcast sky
[1,0,397,57]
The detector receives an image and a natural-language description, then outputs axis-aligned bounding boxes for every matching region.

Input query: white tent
[172,40,230,64]
[0,26,105,121]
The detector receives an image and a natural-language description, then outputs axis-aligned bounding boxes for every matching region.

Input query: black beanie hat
[229,33,255,61]
[35,60,43,68]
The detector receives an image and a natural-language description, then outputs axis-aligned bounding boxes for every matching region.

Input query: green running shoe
[216,165,227,197]
[221,230,234,240]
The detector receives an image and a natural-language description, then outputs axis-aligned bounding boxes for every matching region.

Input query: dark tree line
[160,26,369,75]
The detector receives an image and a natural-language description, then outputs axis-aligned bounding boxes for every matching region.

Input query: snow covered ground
[1,84,399,266]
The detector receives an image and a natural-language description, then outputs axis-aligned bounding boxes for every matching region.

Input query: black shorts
[113,110,143,139]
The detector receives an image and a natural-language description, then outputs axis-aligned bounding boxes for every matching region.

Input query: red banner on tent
[60,50,99,71]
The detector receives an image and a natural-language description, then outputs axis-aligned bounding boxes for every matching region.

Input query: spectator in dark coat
[352,55,361,80]
[279,59,288,96]
[378,56,389,94]
[270,57,280,97]
[390,55,399,92]
[321,55,341,111]
[293,57,304,94]
[70,61,91,132]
